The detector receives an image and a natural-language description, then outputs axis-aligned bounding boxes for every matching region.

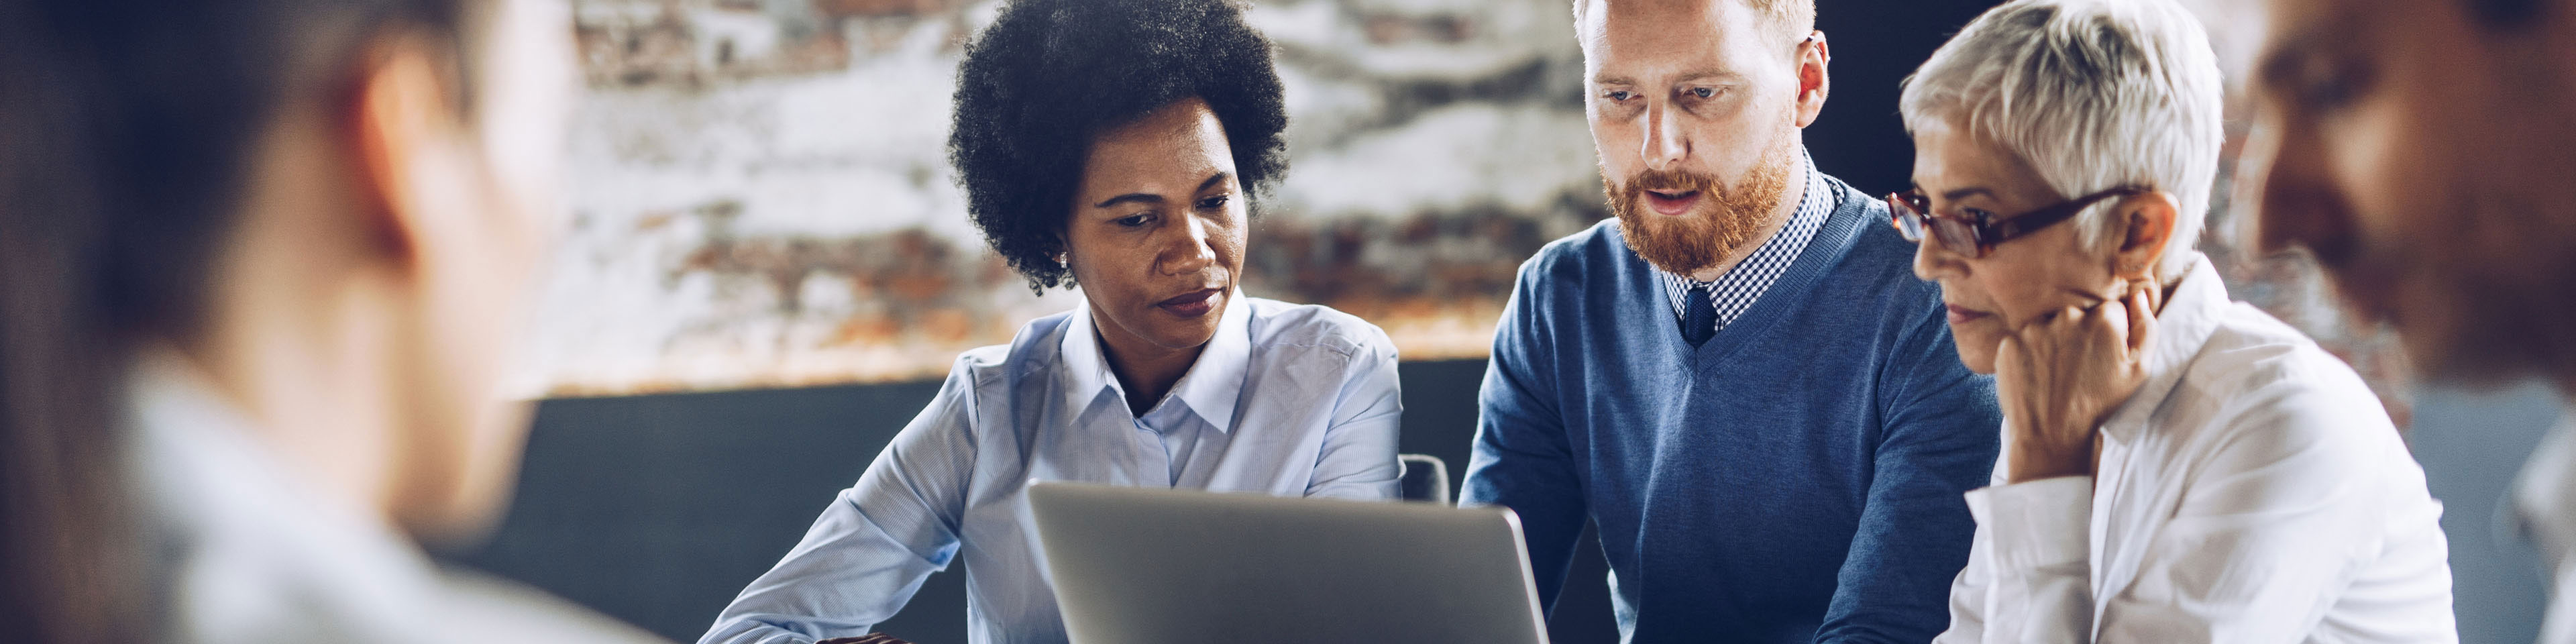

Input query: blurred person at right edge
[2233,0,2576,641]
[0,0,663,642]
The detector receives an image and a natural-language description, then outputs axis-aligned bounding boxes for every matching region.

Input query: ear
[350,38,468,269]
[2108,191,2181,281]
[1792,31,1831,128]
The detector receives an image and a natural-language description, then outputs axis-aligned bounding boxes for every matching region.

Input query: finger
[1994,333,2027,407]
[2095,296,2127,350]
[2125,286,2153,356]
[2055,305,2090,339]
[1995,332,2027,382]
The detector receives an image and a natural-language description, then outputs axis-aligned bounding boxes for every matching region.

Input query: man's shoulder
[1521,218,1629,278]
[1806,178,1945,312]
[1507,218,1650,309]
[1812,176,1921,277]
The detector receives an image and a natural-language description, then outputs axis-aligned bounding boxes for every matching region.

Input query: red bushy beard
[1609,129,1800,276]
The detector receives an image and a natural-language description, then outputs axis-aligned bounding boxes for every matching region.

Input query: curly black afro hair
[949,0,1289,292]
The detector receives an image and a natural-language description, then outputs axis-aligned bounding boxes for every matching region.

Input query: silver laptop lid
[1028,482,1550,644]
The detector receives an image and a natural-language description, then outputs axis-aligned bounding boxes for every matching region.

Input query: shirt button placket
[1135,419,1173,488]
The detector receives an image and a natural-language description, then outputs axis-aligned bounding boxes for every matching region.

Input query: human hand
[1994,282,2155,484]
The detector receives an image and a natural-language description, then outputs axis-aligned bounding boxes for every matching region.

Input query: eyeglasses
[1885,186,2149,258]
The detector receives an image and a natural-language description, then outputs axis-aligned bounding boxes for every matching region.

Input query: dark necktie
[1682,283,1715,347]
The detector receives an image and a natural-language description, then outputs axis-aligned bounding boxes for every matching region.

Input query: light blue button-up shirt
[700,294,1404,644]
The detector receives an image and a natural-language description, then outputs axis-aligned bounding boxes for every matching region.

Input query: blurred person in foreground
[1897,1,2455,641]
[2233,0,2576,640]
[696,0,1402,642]
[1457,0,2002,640]
[0,0,663,642]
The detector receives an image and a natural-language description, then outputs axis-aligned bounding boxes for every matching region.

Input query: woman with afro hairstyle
[698,1,1403,642]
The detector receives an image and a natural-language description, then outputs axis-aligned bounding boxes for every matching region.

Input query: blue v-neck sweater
[1462,176,2001,643]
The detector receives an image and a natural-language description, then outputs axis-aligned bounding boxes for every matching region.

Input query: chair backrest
[1397,453,1450,504]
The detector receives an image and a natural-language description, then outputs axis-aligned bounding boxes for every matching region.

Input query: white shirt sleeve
[1944,476,2096,644]
[1936,493,1992,644]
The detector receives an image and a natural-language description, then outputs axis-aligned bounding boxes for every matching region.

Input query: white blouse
[1937,256,2457,644]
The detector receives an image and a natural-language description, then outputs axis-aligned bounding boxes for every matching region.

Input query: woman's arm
[698,359,985,644]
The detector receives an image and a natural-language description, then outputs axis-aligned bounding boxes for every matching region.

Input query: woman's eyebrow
[1092,172,1236,209]
[1092,193,1163,209]
[1941,186,1996,201]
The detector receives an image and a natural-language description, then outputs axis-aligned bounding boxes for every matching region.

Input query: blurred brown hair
[0,1,478,641]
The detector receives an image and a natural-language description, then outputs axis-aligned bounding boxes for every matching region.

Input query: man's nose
[1641,101,1688,172]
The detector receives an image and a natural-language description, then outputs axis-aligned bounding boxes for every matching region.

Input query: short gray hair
[1898,0,2224,281]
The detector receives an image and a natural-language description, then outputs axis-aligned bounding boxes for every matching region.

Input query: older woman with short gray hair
[1894,0,2457,641]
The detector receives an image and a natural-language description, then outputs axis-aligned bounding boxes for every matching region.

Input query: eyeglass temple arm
[1982,187,2149,245]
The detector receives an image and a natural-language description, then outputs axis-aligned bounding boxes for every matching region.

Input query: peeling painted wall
[532,0,2411,424]
[532,0,1600,394]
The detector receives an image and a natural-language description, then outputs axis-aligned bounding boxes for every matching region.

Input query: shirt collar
[1057,291,1252,433]
[1651,148,1833,335]
[1653,146,1825,291]
[2100,254,2229,442]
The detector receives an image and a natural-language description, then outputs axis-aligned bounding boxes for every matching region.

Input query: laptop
[1027,481,1552,644]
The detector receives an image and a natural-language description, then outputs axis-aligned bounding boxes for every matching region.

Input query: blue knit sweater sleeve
[1459,246,1588,613]
[1817,293,2002,644]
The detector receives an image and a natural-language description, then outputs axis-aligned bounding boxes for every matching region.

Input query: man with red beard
[1458,0,2000,641]
[2234,0,2576,641]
